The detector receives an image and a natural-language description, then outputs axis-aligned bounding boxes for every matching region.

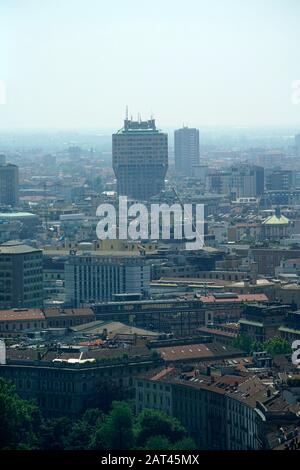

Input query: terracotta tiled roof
[199,293,268,303]
[0,309,44,322]
[43,308,94,318]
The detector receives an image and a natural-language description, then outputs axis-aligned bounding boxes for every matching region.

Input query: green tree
[251,339,264,353]
[136,409,187,447]
[0,377,40,450]
[233,333,253,353]
[91,401,134,450]
[38,417,73,450]
[141,435,197,450]
[89,426,108,450]
[264,336,291,355]
[142,435,173,450]
[171,437,198,450]
[233,333,292,356]
[65,408,104,450]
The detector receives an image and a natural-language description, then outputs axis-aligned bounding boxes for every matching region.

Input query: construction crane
[172,186,209,297]
[137,243,146,256]
[171,186,200,237]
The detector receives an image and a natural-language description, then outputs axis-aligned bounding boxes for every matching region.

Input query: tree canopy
[233,333,291,356]
[0,377,40,449]
[0,379,196,451]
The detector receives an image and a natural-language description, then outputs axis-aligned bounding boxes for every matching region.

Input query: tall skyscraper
[0,154,19,206]
[112,117,168,200]
[174,126,200,175]
[295,134,300,158]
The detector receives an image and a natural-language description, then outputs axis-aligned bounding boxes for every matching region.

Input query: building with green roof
[261,207,291,241]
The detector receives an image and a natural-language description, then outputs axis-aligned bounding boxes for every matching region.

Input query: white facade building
[65,252,150,307]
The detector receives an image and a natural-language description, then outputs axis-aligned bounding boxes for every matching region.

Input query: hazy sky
[1,0,300,130]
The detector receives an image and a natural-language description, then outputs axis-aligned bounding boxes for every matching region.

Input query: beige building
[135,367,293,450]
[0,307,95,337]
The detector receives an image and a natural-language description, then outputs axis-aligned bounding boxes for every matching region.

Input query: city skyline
[2,0,300,456]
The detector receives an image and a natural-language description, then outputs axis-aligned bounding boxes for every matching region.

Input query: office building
[174,126,200,175]
[0,155,19,206]
[94,298,204,336]
[112,117,168,200]
[207,170,231,194]
[265,169,293,191]
[239,302,289,342]
[230,164,264,198]
[64,252,150,307]
[0,241,43,309]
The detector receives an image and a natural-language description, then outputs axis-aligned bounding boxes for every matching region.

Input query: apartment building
[0,241,43,309]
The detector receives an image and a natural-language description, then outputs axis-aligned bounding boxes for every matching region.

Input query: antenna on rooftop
[125,105,128,121]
